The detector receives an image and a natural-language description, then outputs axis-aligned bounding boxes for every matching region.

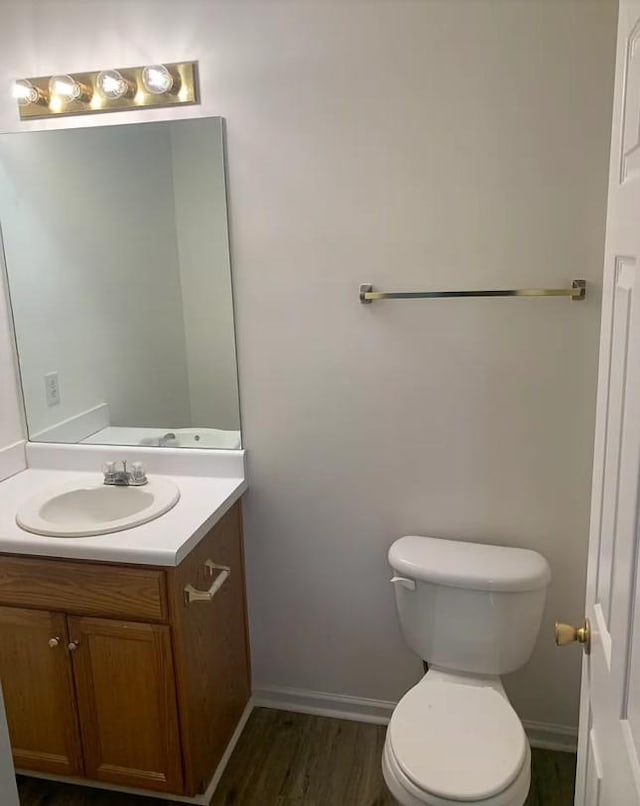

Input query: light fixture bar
[13,61,199,120]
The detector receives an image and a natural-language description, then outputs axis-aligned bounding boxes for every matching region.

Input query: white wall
[170,119,240,431]
[0,0,617,734]
[0,124,191,435]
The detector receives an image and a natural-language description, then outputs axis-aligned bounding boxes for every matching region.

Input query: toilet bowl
[384,535,551,806]
[383,671,531,806]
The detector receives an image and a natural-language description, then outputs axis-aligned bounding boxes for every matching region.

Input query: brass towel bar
[359,279,586,304]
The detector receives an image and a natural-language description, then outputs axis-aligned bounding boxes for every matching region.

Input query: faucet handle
[102,461,116,477]
[131,462,147,483]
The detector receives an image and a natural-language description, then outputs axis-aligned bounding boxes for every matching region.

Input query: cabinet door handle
[48,637,60,648]
[184,561,231,605]
[67,641,80,652]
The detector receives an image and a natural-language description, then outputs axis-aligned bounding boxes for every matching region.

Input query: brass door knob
[555,619,591,655]
[48,637,60,648]
[67,641,80,652]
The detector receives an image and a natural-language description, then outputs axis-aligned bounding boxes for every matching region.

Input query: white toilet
[383,535,551,806]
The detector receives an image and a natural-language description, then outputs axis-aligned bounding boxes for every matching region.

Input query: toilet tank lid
[388,535,551,592]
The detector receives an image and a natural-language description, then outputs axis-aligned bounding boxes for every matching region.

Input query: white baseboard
[29,402,109,444]
[253,685,578,752]
[17,700,255,804]
[522,719,578,753]
[254,685,395,725]
[0,440,26,482]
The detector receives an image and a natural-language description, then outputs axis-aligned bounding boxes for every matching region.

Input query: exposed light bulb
[96,69,132,100]
[48,74,90,104]
[11,79,41,107]
[141,64,177,95]
[49,75,77,99]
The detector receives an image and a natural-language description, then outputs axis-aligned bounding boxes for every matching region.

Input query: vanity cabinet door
[67,617,183,794]
[0,606,83,776]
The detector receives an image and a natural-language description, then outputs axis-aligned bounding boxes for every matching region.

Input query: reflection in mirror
[0,117,241,449]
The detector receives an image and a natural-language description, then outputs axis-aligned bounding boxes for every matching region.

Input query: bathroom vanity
[0,436,251,800]
[0,468,250,799]
[0,506,250,796]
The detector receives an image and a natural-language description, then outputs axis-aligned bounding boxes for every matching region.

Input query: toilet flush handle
[390,575,416,591]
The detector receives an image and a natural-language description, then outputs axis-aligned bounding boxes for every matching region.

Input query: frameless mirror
[0,117,241,449]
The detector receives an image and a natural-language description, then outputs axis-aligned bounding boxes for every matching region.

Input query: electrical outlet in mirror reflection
[44,371,60,407]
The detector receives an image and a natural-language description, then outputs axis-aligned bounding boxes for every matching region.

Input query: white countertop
[0,468,247,566]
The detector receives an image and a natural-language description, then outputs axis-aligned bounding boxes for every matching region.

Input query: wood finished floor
[17,707,576,806]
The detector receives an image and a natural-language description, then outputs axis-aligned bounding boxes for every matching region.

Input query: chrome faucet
[103,460,148,486]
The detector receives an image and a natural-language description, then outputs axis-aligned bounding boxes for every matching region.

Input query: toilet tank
[388,536,551,675]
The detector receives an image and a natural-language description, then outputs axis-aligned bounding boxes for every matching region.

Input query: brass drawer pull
[184,561,231,605]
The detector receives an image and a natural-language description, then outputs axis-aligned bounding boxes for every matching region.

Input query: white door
[574,2,640,803]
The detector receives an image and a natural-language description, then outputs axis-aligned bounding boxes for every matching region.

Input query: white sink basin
[16,477,180,537]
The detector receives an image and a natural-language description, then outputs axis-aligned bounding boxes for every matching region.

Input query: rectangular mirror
[0,117,241,449]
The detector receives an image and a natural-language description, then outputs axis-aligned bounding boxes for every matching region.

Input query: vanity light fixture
[12,61,198,120]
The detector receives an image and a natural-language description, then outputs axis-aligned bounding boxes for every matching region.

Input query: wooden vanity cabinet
[0,501,251,797]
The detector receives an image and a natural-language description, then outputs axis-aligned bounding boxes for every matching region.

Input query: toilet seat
[383,736,531,806]
[386,674,529,805]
